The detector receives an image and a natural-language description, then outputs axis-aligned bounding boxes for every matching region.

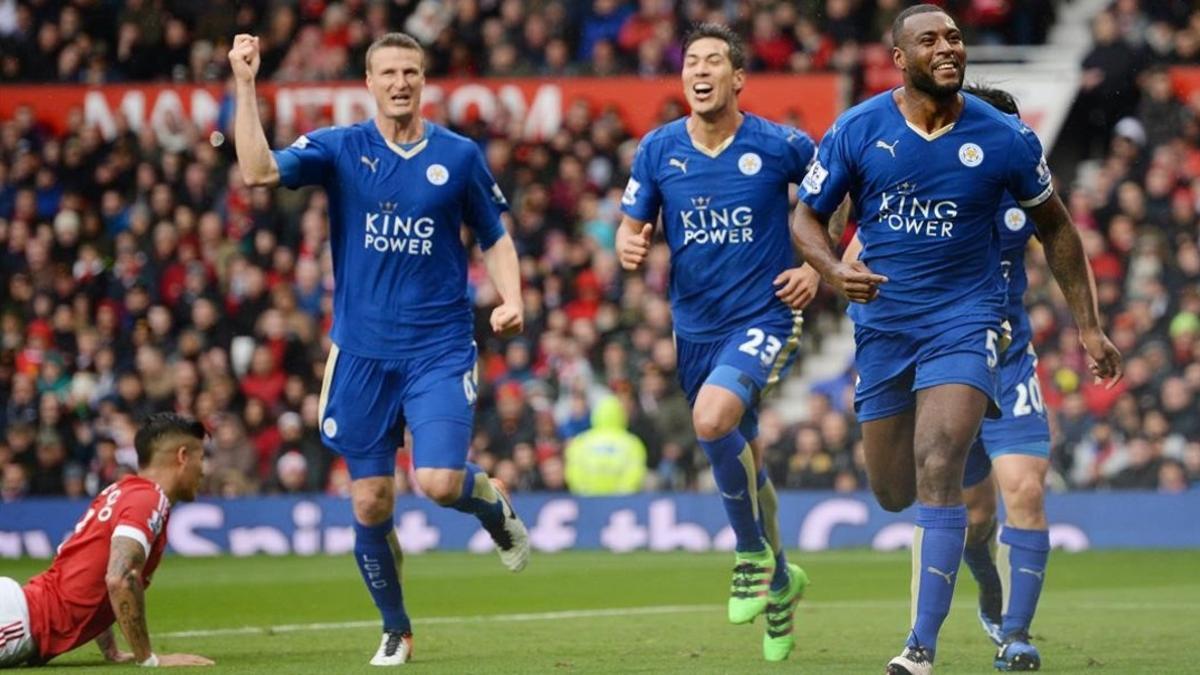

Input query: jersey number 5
[985,330,999,369]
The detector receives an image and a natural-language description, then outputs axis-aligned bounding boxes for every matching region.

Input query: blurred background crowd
[1,0,1057,85]
[1,0,1198,503]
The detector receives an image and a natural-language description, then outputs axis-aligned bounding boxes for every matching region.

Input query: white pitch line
[160,599,1199,640]
[160,604,720,638]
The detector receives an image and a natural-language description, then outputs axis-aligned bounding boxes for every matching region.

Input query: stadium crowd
[0,0,1055,87]
[0,0,1198,503]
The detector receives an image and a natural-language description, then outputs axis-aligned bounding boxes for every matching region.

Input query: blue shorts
[853,317,1003,423]
[675,314,804,441]
[963,341,1051,488]
[318,342,478,479]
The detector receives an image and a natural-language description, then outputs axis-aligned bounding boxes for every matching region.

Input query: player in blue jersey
[617,23,818,662]
[229,32,530,666]
[792,6,1121,674]
[840,85,1065,671]
[956,85,1056,672]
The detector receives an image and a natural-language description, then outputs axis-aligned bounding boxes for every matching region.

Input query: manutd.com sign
[1,492,1195,559]
[0,75,838,144]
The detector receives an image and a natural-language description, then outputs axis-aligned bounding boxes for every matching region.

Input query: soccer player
[617,23,818,662]
[229,31,530,666]
[841,89,1062,672]
[843,84,1061,671]
[792,6,1122,674]
[0,413,213,668]
[956,85,1056,672]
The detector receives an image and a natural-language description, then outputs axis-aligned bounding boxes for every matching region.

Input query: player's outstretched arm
[791,202,886,303]
[616,215,653,271]
[1027,194,1123,386]
[483,231,524,338]
[106,536,215,667]
[228,34,280,187]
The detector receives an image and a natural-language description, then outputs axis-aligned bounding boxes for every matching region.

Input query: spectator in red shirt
[239,345,286,408]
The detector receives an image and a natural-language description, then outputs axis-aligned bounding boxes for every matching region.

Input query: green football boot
[728,546,776,624]
[762,563,809,661]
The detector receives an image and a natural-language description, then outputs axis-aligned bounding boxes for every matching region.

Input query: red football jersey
[22,476,170,662]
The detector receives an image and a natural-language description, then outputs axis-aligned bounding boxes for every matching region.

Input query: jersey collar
[686,113,745,158]
[890,89,960,142]
[374,120,431,159]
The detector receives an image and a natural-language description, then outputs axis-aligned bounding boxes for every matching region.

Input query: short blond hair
[365,32,424,73]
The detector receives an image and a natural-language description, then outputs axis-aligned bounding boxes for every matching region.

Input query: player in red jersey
[0,413,214,668]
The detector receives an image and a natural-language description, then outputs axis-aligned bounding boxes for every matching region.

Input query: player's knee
[417,472,464,506]
[872,484,915,512]
[1003,475,1046,522]
[692,406,736,441]
[915,448,963,487]
[352,491,393,526]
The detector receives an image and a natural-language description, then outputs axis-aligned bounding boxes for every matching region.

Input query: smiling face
[366,46,425,121]
[682,37,744,119]
[894,10,966,99]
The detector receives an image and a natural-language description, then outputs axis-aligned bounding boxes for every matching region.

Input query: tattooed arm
[105,535,153,663]
[95,626,134,663]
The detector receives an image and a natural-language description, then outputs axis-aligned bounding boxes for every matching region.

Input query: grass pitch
[5,550,1197,673]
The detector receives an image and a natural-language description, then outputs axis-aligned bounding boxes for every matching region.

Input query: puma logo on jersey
[669,158,688,173]
[361,156,380,173]
[875,139,899,158]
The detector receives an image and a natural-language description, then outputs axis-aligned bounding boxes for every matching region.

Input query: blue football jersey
[621,113,817,341]
[801,91,1053,331]
[996,192,1038,348]
[273,120,509,358]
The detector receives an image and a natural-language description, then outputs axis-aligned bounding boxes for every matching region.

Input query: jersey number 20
[1013,375,1046,417]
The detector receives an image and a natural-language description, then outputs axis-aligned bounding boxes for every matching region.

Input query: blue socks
[449,462,506,531]
[756,468,790,592]
[699,429,763,553]
[353,518,411,633]
[907,503,967,658]
[999,526,1050,636]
